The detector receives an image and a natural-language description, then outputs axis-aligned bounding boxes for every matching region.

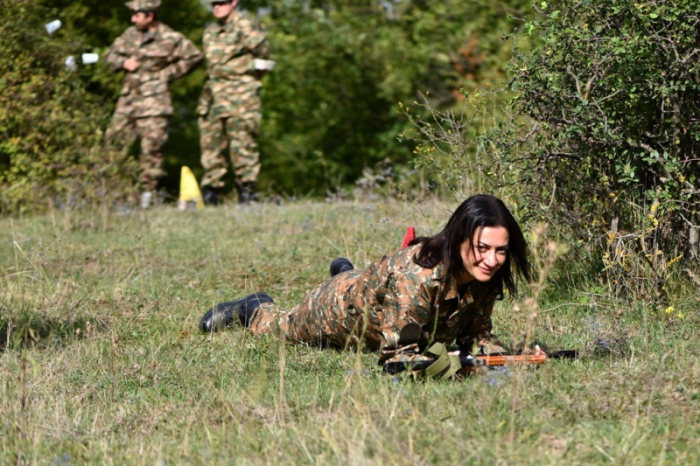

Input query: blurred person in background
[105,0,202,209]
[197,0,270,205]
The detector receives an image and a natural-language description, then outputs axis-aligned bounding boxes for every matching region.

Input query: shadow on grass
[0,311,94,352]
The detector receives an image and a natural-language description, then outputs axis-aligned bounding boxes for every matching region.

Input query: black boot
[330,258,354,277]
[202,187,221,206]
[236,182,255,205]
[199,292,274,332]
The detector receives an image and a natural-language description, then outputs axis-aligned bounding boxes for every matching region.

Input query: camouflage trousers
[106,113,168,191]
[198,106,261,189]
[248,270,375,350]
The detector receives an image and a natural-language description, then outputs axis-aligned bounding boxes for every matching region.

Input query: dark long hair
[411,194,531,297]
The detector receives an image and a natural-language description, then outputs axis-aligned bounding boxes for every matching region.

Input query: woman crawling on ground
[199,194,532,368]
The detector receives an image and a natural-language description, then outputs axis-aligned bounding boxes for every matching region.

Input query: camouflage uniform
[249,244,499,364]
[197,9,270,191]
[105,6,202,191]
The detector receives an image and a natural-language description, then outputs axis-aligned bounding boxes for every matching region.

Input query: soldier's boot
[199,292,274,332]
[202,187,222,206]
[236,182,256,205]
[330,258,354,277]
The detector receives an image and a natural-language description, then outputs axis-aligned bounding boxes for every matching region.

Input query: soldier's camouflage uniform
[197,9,270,190]
[249,244,499,364]
[105,22,202,191]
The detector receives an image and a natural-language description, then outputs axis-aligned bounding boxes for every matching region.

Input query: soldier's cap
[125,0,161,11]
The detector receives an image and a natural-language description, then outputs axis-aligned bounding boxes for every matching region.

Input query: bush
[484,0,700,303]
[0,0,138,214]
[406,0,700,304]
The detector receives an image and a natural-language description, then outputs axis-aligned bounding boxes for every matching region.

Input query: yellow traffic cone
[178,166,204,210]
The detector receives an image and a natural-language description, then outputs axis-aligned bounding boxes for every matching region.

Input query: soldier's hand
[123,57,140,72]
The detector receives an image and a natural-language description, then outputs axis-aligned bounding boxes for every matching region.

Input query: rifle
[382,350,577,375]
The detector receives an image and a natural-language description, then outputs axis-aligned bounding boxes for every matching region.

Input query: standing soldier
[198,0,270,205]
[105,0,203,209]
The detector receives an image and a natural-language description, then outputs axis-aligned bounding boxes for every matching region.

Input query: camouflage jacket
[105,22,202,117]
[197,10,270,118]
[276,244,499,363]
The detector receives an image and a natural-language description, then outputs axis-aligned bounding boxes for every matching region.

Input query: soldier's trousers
[198,112,261,189]
[106,113,168,191]
[248,270,373,350]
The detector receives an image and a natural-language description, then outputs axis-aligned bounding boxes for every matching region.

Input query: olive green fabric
[425,343,461,380]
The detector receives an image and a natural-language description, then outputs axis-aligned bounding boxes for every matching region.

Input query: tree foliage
[484,0,700,300]
[257,0,531,194]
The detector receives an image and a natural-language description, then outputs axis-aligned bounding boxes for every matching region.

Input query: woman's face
[212,1,235,19]
[459,226,509,284]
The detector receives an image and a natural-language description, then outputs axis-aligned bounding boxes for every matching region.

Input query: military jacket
[197,10,270,118]
[273,244,498,362]
[105,23,202,117]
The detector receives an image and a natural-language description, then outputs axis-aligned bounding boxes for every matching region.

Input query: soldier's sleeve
[104,33,130,72]
[456,293,498,354]
[240,18,270,58]
[161,33,203,82]
[377,272,433,363]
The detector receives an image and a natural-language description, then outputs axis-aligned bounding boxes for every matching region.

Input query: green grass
[1,200,699,464]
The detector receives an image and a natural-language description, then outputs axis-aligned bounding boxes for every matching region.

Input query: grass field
[1,200,699,465]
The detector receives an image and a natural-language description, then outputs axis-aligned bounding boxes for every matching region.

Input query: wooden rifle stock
[478,353,548,366]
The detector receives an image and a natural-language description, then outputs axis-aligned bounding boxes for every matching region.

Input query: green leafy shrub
[491,0,700,302]
[407,0,700,304]
[0,0,139,214]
